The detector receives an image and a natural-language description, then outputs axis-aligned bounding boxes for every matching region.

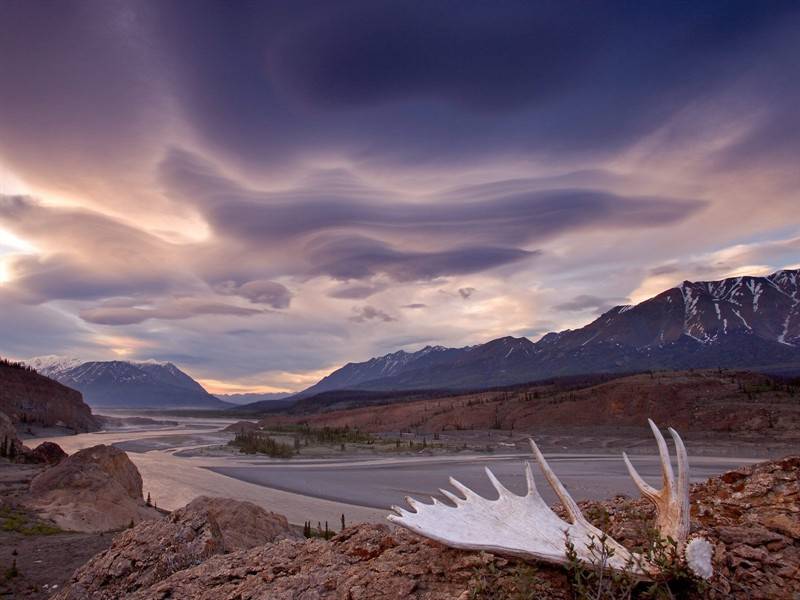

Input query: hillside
[297,269,800,396]
[29,357,229,409]
[0,359,98,432]
[218,392,293,408]
[263,370,800,441]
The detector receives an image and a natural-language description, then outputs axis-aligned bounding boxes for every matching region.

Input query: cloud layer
[0,1,798,391]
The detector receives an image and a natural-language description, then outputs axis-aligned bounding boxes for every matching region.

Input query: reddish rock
[33,444,143,499]
[183,495,300,551]
[30,441,67,465]
[137,526,520,600]
[27,444,159,532]
[53,496,302,600]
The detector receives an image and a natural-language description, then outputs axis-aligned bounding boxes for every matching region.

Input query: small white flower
[685,537,714,580]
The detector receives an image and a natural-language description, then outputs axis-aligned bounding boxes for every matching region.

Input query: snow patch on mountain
[27,355,84,377]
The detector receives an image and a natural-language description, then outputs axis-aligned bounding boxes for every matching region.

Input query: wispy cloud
[0,1,798,389]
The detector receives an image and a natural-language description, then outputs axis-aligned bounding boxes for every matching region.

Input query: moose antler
[387,420,713,579]
[623,419,690,547]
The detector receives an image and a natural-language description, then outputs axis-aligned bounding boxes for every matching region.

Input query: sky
[1,1,799,393]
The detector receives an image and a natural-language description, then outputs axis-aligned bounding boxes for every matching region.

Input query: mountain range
[290,269,800,399]
[25,269,800,412]
[214,392,292,405]
[28,357,229,409]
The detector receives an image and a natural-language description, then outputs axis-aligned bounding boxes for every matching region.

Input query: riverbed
[38,417,764,526]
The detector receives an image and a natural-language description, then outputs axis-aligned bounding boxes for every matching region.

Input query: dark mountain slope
[297,269,800,397]
[29,358,229,409]
[0,358,98,432]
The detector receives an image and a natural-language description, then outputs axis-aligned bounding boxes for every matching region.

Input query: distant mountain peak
[27,355,84,377]
[29,358,229,410]
[297,268,800,398]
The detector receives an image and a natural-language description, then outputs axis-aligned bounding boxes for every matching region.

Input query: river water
[39,417,762,526]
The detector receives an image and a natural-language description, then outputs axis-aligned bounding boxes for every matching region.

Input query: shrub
[4,559,18,581]
[564,530,708,600]
[261,424,375,445]
[303,519,335,540]
[229,431,295,458]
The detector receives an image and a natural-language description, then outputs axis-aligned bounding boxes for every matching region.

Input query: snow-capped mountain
[26,355,84,378]
[297,269,800,395]
[299,345,465,395]
[541,269,800,350]
[27,357,229,409]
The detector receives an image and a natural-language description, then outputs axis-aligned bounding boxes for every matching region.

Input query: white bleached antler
[623,419,690,547]
[387,421,712,579]
[389,438,650,574]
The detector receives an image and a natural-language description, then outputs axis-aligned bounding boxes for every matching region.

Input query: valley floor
[29,416,772,525]
[3,414,794,598]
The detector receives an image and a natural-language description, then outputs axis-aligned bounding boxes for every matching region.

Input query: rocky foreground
[2,407,797,600]
[51,456,799,600]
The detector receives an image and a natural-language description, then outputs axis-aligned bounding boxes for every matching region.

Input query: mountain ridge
[28,358,229,409]
[291,269,800,399]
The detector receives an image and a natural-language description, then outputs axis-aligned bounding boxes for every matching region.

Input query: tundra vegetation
[233,424,453,455]
[468,528,709,600]
[0,505,61,536]
[228,431,295,457]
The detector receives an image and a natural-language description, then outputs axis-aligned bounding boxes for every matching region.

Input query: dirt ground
[0,528,112,599]
[0,461,113,600]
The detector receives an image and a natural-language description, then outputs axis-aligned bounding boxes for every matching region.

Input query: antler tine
[622,421,691,548]
[668,427,689,502]
[648,419,675,492]
[524,461,538,495]
[485,466,513,499]
[668,427,691,544]
[529,438,587,526]
[390,504,409,517]
[439,488,465,506]
[622,451,660,502]
[449,476,481,501]
[405,496,422,511]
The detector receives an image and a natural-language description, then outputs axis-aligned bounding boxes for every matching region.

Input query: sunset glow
[1,2,798,391]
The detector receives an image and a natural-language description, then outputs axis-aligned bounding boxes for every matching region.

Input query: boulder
[30,441,68,465]
[54,496,300,599]
[128,525,493,600]
[28,444,159,532]
[182,495,299,551]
